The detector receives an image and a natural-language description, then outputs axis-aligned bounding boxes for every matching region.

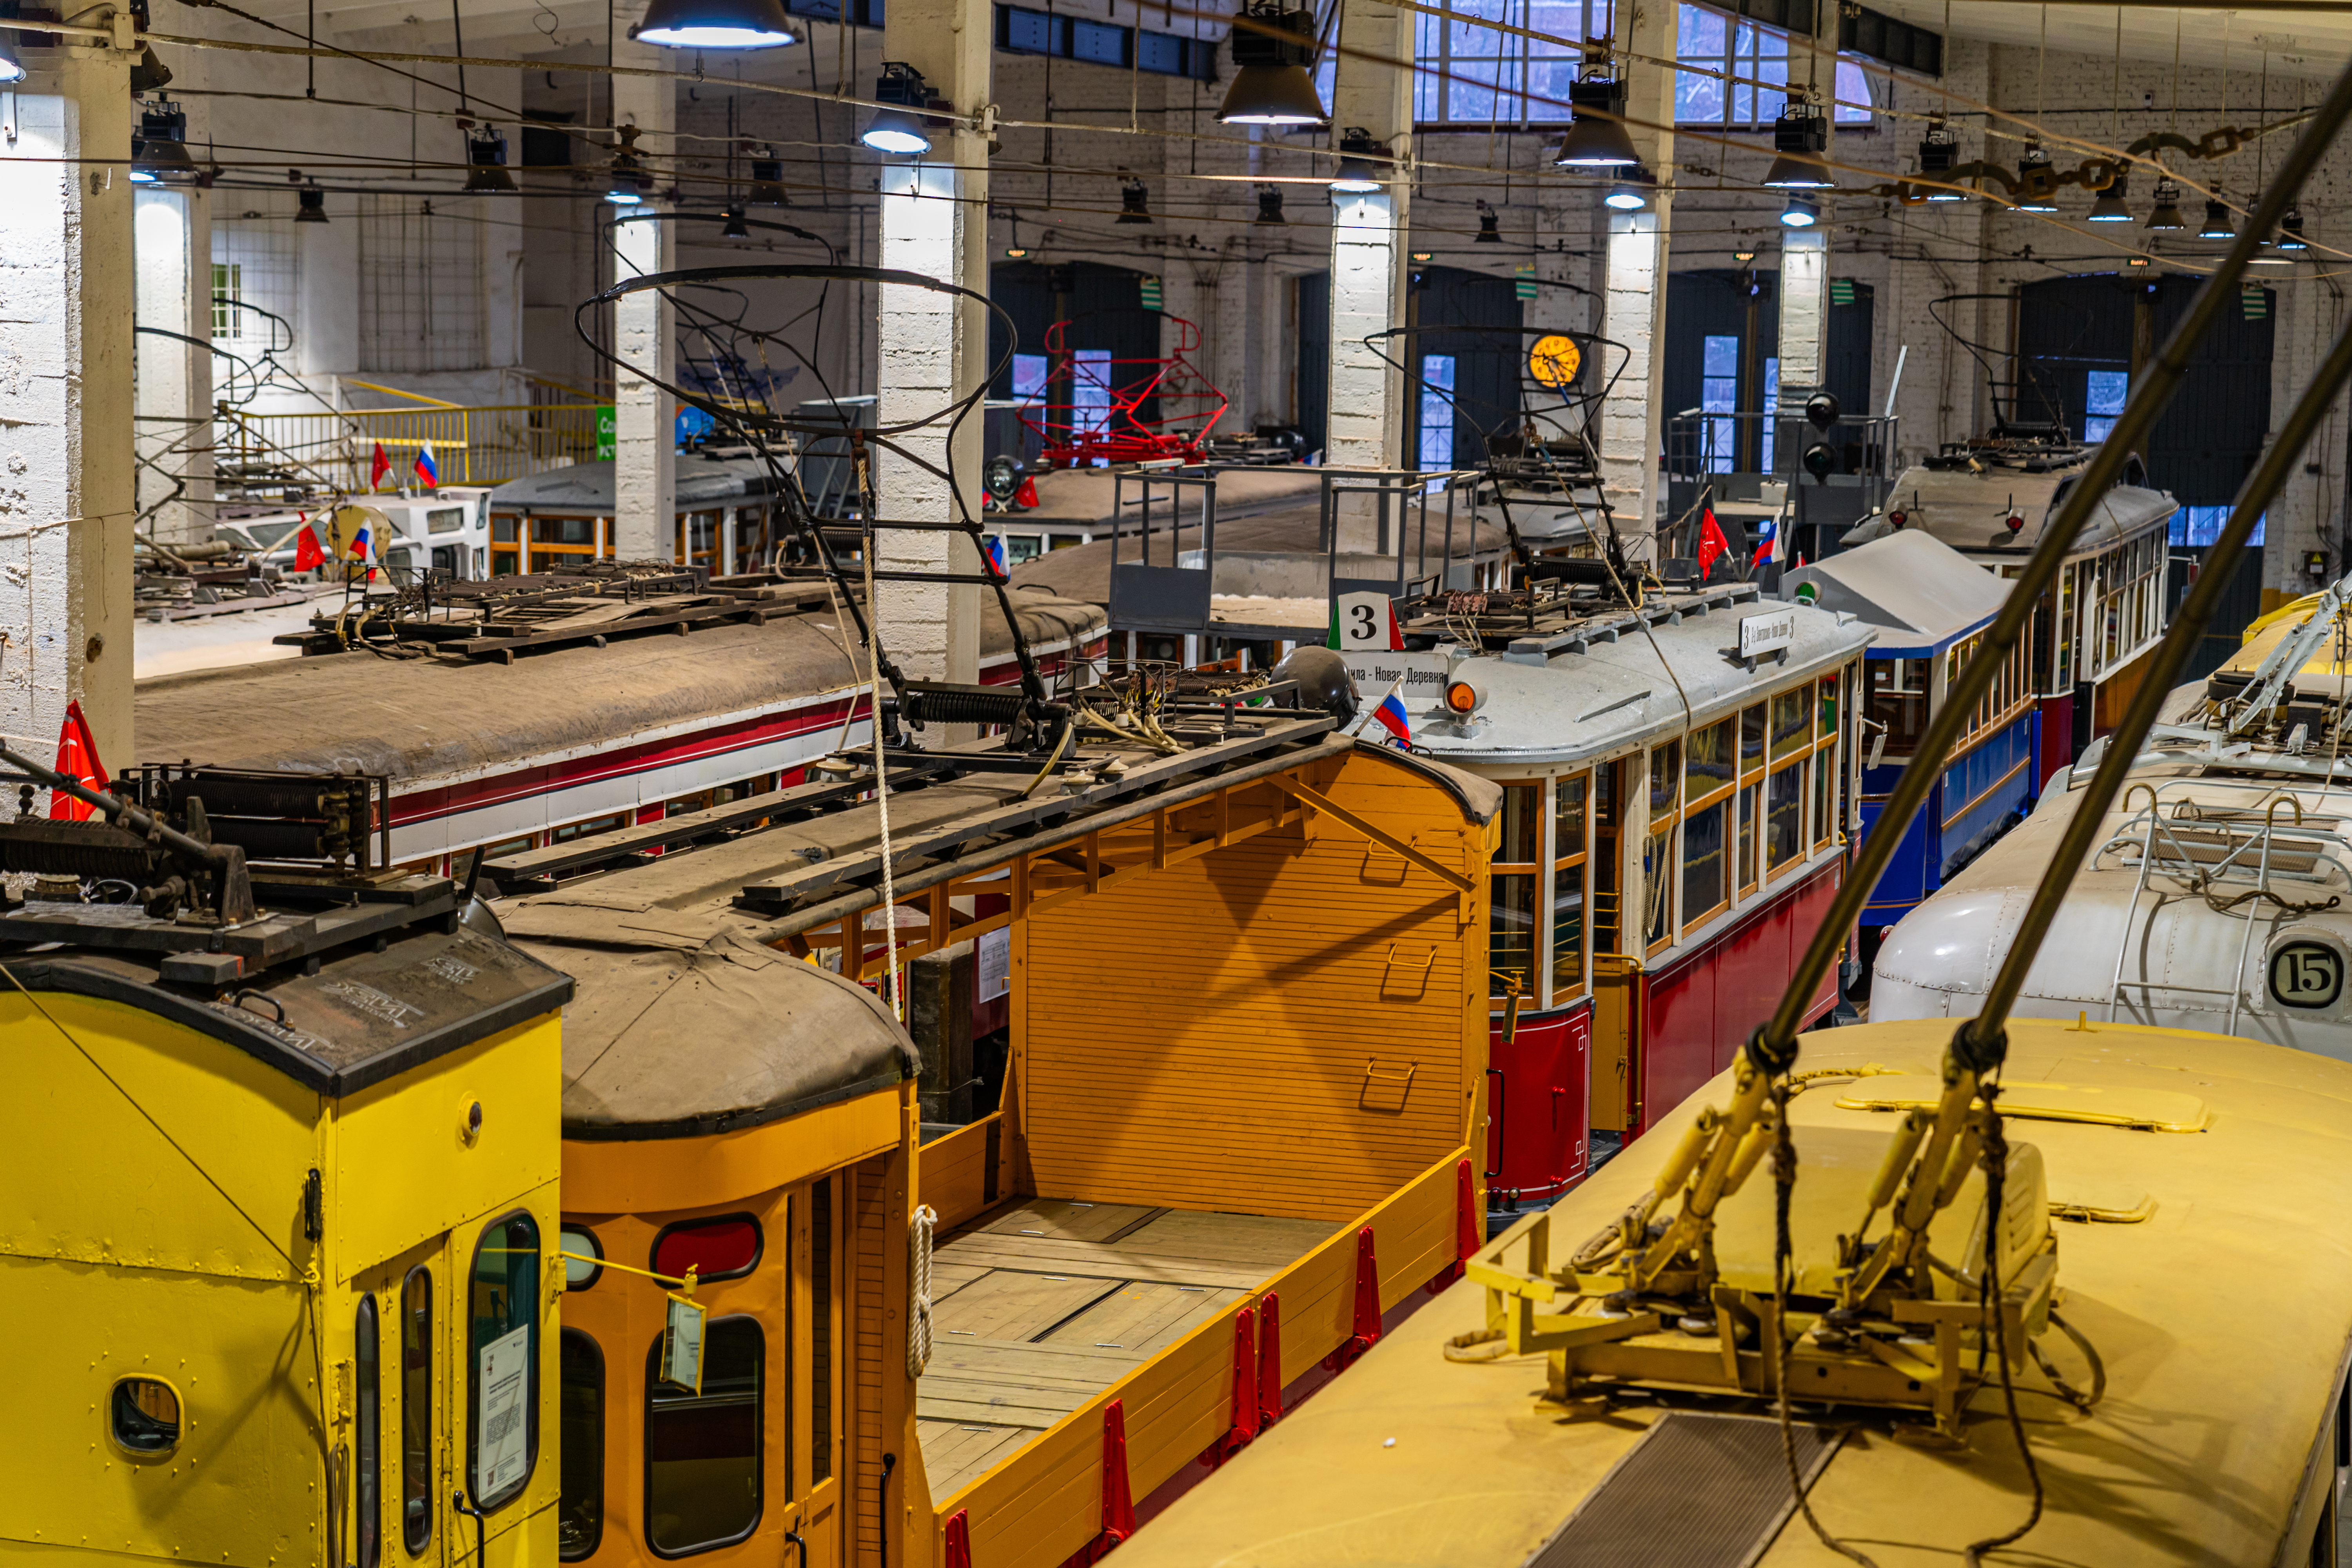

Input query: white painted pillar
[1773,0,1838,408]
[875,0,990,687]
[133,187,213,548]
[611,14,676,562]
[1325,0,1414,470]
[0,45,136,771]
[1593,1,1677,559]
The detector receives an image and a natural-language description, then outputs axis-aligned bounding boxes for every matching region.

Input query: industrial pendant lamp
[1603,169,1651,211]
[1552,66,1639,168]
[628,0,797,48]
[721,205,751,238]
[463,125,516,192]
[2279,205,2311,250]
[2085,170,2131,223]
[2198,199,2236,240]
[130,96,197,184]
[1116,177,1152,223]
[1917,117,1964,201]
[747,151,789,206]
[1219,1,1327,126]
[296,181,329,223]
[0,29,22,84]
[1779,192,1820,229]
[604,128,648,204]
[2014,144,2058,213]
[861,63,935,156]
[1328,126,1387,192]
[2145,178,2186,231]
[1761,100,1832,189]
[1255,184,1285,224]
[1475,199,1501,241]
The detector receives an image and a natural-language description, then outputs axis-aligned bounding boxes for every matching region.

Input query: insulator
[900,684,1036,728]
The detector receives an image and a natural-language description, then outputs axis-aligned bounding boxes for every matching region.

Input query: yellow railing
[217,402,603,493]
[934,1144,1472,1568]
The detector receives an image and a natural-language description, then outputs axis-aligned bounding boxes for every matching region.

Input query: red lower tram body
[1484,861,1846,1199]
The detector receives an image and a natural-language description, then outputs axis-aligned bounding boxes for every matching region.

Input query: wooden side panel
[936,1147,1469,1568]
[924,1115,999,1231]
[853,1157,888,1567]
[1017,753,1486,1220]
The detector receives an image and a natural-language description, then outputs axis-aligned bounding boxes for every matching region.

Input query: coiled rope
[908,1204,938,1378]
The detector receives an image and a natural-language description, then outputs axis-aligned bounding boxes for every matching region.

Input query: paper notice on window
[978,926,1011,1003]
[477,1324,531,1500]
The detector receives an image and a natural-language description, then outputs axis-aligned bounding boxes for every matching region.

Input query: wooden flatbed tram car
[489,683,1504,1568]
[0,762,574,1565]
[1116,1016,2352,1568]
[1788,530,2038,938]
[1345,575,1871,1196]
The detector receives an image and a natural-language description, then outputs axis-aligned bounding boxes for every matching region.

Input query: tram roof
[1783,530,2008,657]
[482,450,779,513]
[134,591,1105,790]
[1375,595,1873,770]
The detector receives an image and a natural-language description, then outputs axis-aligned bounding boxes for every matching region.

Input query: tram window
[1813,741,1836,849]
[1817,676,1838,742]
[811,1176,834,1485]
[1769,689,1809,762]
[1766,763,1803,872]
[427,507,465,534]
[561,1225,604,1290]
[401,1267,433,1556]
[1591,760,1624,958]
[1495,782,1541,864]
[1642,823,1674,949]
[1551,774,1590,1004]
[1686,720,1733,795]
[559,1330,605,1561]
[468,1212,542,1511]
[1739,703,1766,778]
[109,1377,180,1455]
[1681,800,1727,926]
[1648,740,1681,816]
[1491,873,1537,998]
[653,1215,764,1283]
[1737,785,1759,893]
[1867,662,1927,761]
[645,1317,764,1555]
[356,1299,382,1568]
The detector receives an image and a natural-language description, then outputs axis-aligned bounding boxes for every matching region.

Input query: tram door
[350,1236,457,1568]
[1587,759,1641,1133]
[785,1174,847,1563]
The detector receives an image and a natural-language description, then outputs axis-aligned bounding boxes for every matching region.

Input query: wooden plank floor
[917,1197,1336,1500]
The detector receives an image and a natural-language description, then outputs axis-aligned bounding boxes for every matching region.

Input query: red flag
[294,521,326,571]
[1013,475,1040,509]
[49,700,106,822]
[1696,507,1731,578]
[370,442,392,490]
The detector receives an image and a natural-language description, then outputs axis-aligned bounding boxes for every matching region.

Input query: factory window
[356,1298,382,1568]
[1674,7,1875,129]
[468,1212,542,1511]
[401,1267,434,1555]
[1071,348,1114,437]
[1550,772,1591,1005]
[2082,370,2128,444]
[1681,718,1735,931]
[1698,336,1739,472]
[558,1330,605,1561]
[211,261,241,337]
[109,1377,180,1455]
[1490,780,1541,999]
[561,1225,604,1290]
[1417,354,1456,470]
[359,194,485,373]
[645,1317,765,1555]
[653,1214,764,1283]
[1351,0,1605,125]
[1011,353,1049,407]
[2172,504,2265,548]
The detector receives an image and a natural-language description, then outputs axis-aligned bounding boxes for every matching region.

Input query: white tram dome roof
[1783,531,2008,654]
[520,927,917,1140]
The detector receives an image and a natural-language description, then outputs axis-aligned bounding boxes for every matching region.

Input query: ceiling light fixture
[1603,169,1651,211]
[1475,199,1501,241]
[2014,144,2058,213]
[861,62,936,156]
[747,151,789,206]
[1552,64,1639,168]
[463,125,516,193]
[2198,198,2236,240]
[1762,99,1833,189]
[131,96,197,184]
[1328,126,1387,192]
[1916,116,1963,201]
[2279,205,2311,250]
[1255,184,1285,223]
[629,0,798,48]
[1779,192,1820,229]
[2145,178,2186,231]
[2085,169,2131,222]
[604,128,649,204]
[296,181,328,223]
[1116,176,1152,223]
[721,205,751,238]
[1219,0,1327,126]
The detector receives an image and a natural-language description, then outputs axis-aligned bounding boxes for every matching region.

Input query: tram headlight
[1887,509,1906,528]
[2005,513,2025,533]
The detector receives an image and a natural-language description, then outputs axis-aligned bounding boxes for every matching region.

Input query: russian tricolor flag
[1371,691,1411,744]
[414,441,439,488]
[347,519,372,560]
[1751,515,1778,568]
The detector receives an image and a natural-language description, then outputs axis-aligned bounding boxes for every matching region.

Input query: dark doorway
[1662,270,1875,472]
[1297,270,1330,461]
[1405,264,1526,470]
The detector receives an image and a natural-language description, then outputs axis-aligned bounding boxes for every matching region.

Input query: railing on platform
[216,401,603,495]
[931,1144,1475,1568]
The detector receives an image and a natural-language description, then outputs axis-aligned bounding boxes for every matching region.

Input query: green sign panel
[595,405,617,461]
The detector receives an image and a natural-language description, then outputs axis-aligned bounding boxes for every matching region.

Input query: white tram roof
[1782,530,2009,657]
[1850,452,2176,561]
[1351,589,1874,771]
[485,452,778,514]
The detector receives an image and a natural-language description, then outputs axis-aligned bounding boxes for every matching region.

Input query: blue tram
[1786,530,2036,935]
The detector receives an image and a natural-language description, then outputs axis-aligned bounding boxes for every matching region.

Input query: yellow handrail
[342,377,463,409]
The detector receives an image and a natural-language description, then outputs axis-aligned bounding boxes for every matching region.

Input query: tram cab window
[1489,782,1541,999]
[1813,674,1841,851]
[109,1378,180,1455]
[1550,774,1590,1005]
[1867,659,1928,761]
[427,506,466,534]
[1591,762,1625,957]
[1737,704,1766,895]
[1644,742,1681,952]
[646,1317,765,1555]
[356,1298,382,1568]
[559,1330,605,1561]
[468,1213,542,1511]
[561,1226,604,1290]
[1681,721,1734,931]
[652,1215,763,1284]
[401,1267,433,1555]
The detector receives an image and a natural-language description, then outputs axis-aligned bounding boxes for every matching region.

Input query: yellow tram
[0,760,574,1566]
